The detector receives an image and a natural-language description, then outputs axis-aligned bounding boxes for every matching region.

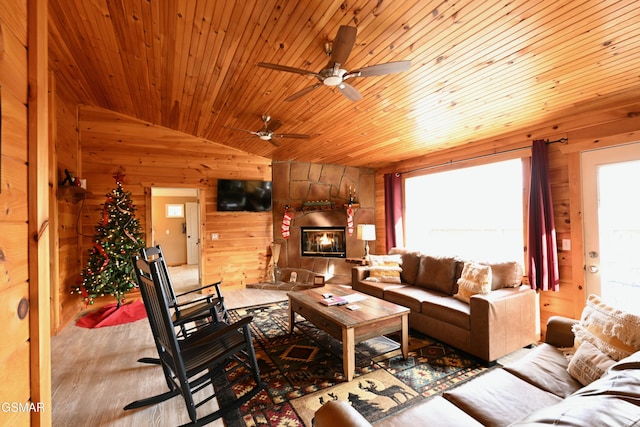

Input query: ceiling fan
[257,25,411,102]
[223,115,310,146]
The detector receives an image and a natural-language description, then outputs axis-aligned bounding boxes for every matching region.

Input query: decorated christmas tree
[73,173,145,307]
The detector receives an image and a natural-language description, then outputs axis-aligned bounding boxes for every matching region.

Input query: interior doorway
[150,188,201,284]
[581,142,640,314]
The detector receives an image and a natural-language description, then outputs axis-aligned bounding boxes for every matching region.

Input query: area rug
[218,301,497,426]
[75,299,147,328]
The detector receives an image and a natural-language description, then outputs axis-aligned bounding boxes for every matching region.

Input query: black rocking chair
[141,245,230,330]
[137,245,230,364]
[125,255,263,426]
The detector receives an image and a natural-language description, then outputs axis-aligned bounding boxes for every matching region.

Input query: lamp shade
[356,224,376,241]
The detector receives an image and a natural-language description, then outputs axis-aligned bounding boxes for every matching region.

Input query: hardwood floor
[51,268,288,427]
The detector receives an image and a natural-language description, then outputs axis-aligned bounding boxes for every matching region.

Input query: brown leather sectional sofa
[351,248,538,362]
[314,316,640,426]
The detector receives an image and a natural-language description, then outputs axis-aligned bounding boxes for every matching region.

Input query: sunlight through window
[404,159,524,263]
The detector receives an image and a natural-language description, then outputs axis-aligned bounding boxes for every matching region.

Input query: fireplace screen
[301,227,346,258]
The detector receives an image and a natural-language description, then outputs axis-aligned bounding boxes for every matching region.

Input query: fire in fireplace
[301,227,346,258]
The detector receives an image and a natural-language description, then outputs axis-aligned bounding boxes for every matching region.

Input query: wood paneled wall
[52,83,84,333]
[1,0,52,423]
[0,0,31,422]
[377,92,640,337]
[74,106,273,298]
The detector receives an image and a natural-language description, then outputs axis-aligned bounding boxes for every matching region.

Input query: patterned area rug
[218,301,497,426]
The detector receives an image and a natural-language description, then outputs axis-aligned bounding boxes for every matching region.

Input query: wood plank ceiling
[48,0,640,169]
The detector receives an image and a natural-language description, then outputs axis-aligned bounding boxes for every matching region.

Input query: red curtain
[384,173,404,252]
[528,140,560,291]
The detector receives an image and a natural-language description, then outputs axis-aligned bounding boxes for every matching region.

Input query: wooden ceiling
[48,0,640,169]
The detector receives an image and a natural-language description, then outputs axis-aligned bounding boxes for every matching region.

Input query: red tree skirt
[76,299,147,328]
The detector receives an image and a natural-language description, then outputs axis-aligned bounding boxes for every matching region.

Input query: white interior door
[581,142,640,313]
[186,202,200,265]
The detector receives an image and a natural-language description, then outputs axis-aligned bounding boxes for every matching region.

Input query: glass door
[581,142,640,313]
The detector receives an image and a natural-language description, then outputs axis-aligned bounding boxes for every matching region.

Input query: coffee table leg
[401,314,409,359]
[288,298,295,333]
[342,327,355,381]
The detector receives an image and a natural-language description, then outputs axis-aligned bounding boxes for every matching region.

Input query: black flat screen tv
[217,179,272,212]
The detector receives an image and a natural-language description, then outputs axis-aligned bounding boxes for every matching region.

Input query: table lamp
[357,224,376,258]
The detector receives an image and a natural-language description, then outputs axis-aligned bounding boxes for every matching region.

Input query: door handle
[587,265,599,273]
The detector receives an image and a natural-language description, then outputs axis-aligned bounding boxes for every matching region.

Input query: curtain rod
[398,137,568,176]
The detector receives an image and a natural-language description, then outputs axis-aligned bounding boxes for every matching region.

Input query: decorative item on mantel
[348,185,357,204]
[301,200,335,211]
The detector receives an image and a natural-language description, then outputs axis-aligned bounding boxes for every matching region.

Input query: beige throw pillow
[572,294,640,361]
[453,262,492,303]
[365,254,403,283]
[567,340,616,386]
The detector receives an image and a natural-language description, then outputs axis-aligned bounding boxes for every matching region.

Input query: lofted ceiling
[48,0,640,169]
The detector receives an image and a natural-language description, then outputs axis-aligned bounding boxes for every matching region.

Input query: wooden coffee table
[287,285,409,381]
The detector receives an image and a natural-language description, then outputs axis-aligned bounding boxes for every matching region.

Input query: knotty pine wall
[0,0,31,422]
[376,92,640,338]
[52,83,85,333]
[77,106,273,289]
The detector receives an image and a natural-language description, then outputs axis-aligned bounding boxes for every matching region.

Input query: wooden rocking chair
[125,255,263,426]
[137,245,229,364]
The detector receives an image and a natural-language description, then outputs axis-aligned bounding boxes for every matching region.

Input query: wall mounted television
[217,179,272,212]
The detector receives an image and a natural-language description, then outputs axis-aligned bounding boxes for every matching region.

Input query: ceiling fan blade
[274,133,311,139]
[267,119,282,133]
[346,60,412,78]
[267,138,282,147]
[285,83,322,101]
[337,82,362,102]
[329,25,357,66]
[257,62,320,77]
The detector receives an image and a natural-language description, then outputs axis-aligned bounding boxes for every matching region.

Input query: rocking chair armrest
[183,316,254,350]
[174,280,223,299]
[171,294,221,310]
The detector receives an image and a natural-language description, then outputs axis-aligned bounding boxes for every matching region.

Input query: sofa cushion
[384,287,440,313]
[454,261,492,303]
[443,368,562,427]
[414,255,462,295]
[352,280,406,299]
[375,396,483,427]
[421,297,471,330]
[567,340,616,386]
[484,261,523,290]
[572,294,640,361]
[503,343,582,398]
[389,247,421,284]
[512,368,640,426]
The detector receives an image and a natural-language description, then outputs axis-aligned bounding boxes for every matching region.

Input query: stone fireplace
[264,161,375,288]
[301,227,347,258]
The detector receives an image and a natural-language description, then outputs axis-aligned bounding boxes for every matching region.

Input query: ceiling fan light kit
[257,25,411,102]
[223,115,311,146]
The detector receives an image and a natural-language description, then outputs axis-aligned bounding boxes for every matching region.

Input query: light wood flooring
[51,265,288,427]
[52,265,531,426]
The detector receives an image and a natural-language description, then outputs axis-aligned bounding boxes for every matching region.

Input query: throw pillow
[484,261,524,290]
[365,254,402,283]
[414,255,462,295]
[572,294,640,361]
[453,262,492,303]
[389,248,421,284]
[567,340,616,386]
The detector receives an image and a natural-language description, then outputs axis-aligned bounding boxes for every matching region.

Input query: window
[165,204,184,218]
[404,158,524,263]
